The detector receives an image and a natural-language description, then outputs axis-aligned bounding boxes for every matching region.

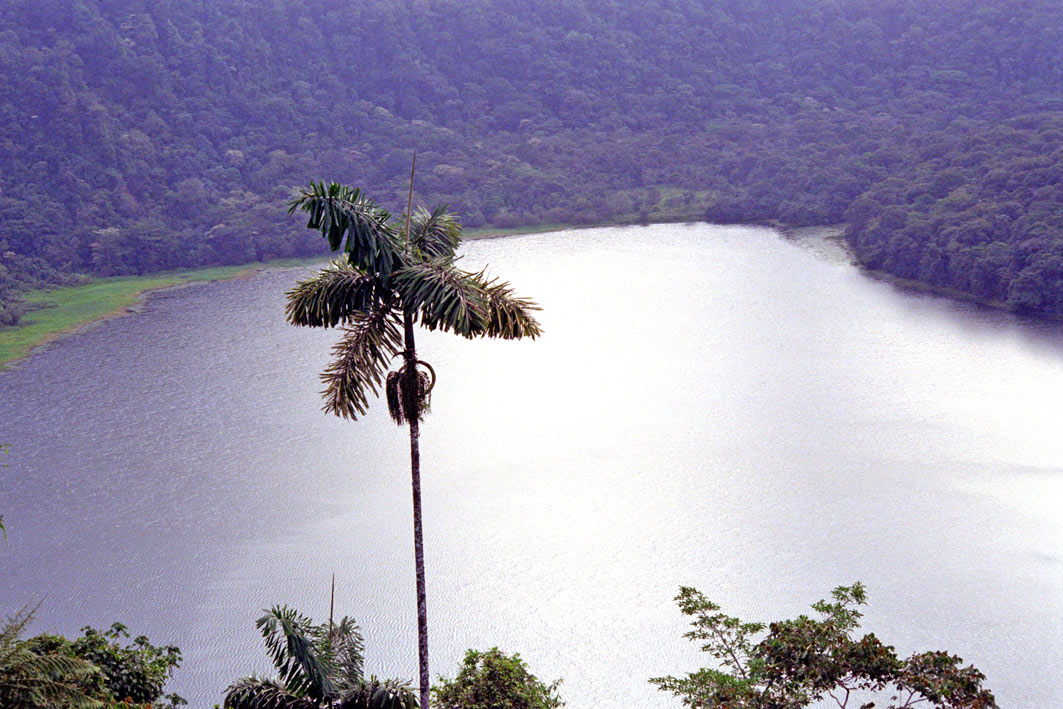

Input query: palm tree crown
[285,182,541,421]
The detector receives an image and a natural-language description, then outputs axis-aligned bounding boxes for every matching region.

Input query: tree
[25,622,184,708]
[0,606,103,709]
[224,606,417,709]
[431,648,564,709]
[286,179,541,708]
[651,583,996,708]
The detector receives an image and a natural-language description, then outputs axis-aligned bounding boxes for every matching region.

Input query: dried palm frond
[321,307,404,420]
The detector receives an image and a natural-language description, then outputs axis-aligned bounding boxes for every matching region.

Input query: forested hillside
[1,0,1061,321]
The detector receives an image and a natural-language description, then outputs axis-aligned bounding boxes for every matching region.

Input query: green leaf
[286,260,387,328]
[289,182,400,279]
[395,259,489,338]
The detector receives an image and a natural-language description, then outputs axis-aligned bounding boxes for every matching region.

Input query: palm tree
[285,179,541,707]
[224,606,417,709]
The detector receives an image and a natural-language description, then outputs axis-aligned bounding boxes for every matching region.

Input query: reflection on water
[1,224,1061,707]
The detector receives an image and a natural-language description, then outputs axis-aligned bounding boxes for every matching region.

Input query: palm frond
[289,182,400,278]
[286,260,388,328]
[474,271,543,340]
[338,676,419,709]
[223,677,319,709]
[395,260,489,338]
[322,307,404,420]
[406,205,462,261]
[311,617,365,693]
[256,607,336,701]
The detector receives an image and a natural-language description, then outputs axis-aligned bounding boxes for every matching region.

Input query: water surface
[1,224,1061,706]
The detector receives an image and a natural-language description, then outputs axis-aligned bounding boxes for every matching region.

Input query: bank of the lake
[0,258,326,368]
[0,222,597,369]
[0,217,1031,370]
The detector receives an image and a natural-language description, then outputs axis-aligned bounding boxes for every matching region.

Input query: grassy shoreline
[0,223,607,368]
[0,221,842,369]
[0,257,324,368]
[7,219,1023,369]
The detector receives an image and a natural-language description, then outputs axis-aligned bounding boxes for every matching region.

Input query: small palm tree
[0,606,104,709]
[286,180,541,708]
[224,606,417,709]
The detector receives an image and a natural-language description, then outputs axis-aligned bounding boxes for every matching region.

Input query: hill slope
[1,0,1061,319]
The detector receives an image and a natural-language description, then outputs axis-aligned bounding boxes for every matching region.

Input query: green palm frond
[338,677,419,709]
[223,677,318,709]
[322,306,404,420]
[286,260,386,328]
[395,260,489,338]
[256,607,336,701]
[475,272,543,340]
[406,205,462,261]
[289,182,400,278]
[312,616,365,693]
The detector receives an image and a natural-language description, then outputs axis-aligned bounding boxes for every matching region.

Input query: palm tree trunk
[403,310,430,709]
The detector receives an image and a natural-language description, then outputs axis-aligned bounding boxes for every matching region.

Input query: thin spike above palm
[285,178,541,707]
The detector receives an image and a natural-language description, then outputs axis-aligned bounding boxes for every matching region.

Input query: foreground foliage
[1,607,183,708]
[0,607,102,708]
[26,622,184,708]
[431,648,564,709]
[652,583,995,708]
[223,606,417,709]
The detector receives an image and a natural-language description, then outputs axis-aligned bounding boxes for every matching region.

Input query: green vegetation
[0,257,322,367]
[223,606,416,709]
[0,607,183,708]
[1,1,1062,316]
[431,648,564,709]
[651,583,995,709]
[26,623,184,708]
[0,606,101,708]
[286,183,541,708]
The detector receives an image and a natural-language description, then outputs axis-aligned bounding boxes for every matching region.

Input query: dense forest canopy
[1,0,1061,320]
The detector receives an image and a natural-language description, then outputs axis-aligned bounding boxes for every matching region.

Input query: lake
[1,223,1061,707]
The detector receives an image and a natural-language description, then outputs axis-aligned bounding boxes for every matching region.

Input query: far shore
[0,257,323,368]
[7,219,1020,369]
[0,222,609,368]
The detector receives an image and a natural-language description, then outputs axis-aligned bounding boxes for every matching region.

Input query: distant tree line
[0,0,1061,320]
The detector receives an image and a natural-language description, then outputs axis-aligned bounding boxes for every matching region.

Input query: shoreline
[1,219,1048,369]
[0,257,324,369]
[0,222,620,369]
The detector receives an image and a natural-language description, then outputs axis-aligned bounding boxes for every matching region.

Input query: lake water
[1,224,1061,707]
